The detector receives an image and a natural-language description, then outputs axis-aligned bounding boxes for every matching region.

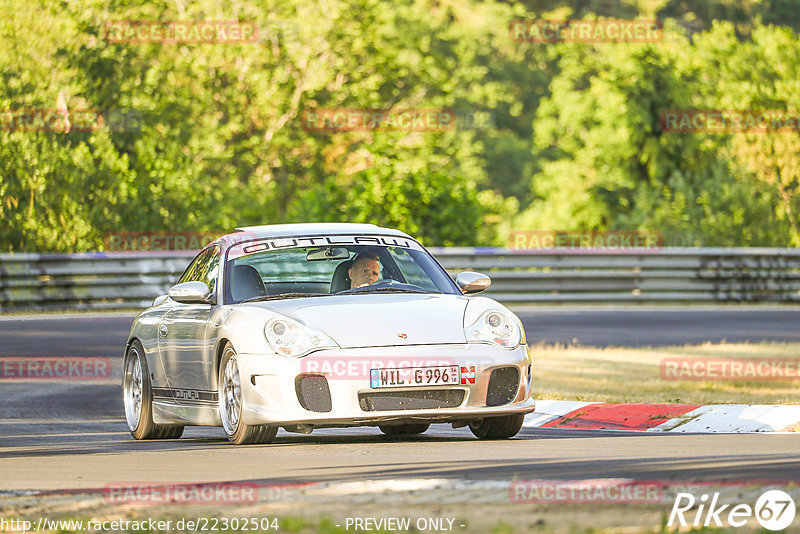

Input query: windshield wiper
[241,293,331,303]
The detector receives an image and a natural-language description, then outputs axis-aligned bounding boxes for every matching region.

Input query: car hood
[256,293,469,348]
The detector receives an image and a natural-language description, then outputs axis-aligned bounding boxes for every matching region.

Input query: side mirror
[168,281,213,304]
[455,271,491,294]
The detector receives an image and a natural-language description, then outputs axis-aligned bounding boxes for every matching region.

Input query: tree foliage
[0,0,798,250]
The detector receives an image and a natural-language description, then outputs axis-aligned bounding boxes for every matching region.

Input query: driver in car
[349,252,381,288]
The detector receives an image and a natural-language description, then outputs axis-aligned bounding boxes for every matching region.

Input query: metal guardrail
[431,248,800,303]
[0,252,195,311]
[1,248,800,311]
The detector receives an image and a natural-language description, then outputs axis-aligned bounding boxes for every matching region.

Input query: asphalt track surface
[3,307,800,357]
[1,309,798,495]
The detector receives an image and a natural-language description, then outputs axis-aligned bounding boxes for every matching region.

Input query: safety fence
[1,248,799,311]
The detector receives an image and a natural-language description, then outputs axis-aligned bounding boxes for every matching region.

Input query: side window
[199,247,220,293]
[178,251,208,284]
[178,246,220,293]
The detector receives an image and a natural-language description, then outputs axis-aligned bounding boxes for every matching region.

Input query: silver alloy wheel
[123,348,143,431]
[220,348,242,435]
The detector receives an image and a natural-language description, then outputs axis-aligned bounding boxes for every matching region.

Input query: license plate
[370,365,460,388]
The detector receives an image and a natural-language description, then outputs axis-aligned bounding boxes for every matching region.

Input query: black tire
[379,423,430,436]
[469,414,524,440]
[218,343,278,445]
[123,340,184,440]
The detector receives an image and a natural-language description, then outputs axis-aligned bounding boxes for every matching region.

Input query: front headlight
[264,316,338,358]
[465,310,521,348]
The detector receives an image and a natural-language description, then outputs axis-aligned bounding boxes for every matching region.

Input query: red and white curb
[525,400,800,433]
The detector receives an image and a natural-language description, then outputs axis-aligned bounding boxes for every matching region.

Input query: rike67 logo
[669,490,796,531]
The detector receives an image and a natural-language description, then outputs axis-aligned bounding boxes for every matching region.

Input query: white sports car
[123,223,535,444]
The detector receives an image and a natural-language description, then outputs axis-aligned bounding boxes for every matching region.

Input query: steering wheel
[369,278,428,292]
[343,278,428,293]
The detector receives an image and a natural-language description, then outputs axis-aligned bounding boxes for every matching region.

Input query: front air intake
[295,375,332,412]
[359,389,465,411]
[486,367,520,406]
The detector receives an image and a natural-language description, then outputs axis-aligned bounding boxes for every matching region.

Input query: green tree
[515,25,790,246]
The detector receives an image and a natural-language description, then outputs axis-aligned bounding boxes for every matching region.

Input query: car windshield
[224,236,460,304]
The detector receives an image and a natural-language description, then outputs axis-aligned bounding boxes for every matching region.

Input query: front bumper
[236,343,535,427]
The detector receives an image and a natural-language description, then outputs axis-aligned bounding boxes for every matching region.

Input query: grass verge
[532,341,800,404]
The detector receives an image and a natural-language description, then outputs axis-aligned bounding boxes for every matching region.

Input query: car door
[157,245,220,400]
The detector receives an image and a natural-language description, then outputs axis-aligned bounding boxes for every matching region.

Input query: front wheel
[379,423,430,436]
[123,340,184,440]
[218,343,277,445]
[469,414,524,440]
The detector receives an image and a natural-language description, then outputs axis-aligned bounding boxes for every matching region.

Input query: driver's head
[349,252,380,289]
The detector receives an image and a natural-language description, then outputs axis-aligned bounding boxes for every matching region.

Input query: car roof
[217,223,414,245]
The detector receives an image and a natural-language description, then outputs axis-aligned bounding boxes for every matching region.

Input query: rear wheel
[219,343,277,445]
[379,423,430,436]
[469,414,524,440]
[123,340,184,440]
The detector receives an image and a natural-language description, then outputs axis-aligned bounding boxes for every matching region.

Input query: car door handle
[159,324,168,337]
